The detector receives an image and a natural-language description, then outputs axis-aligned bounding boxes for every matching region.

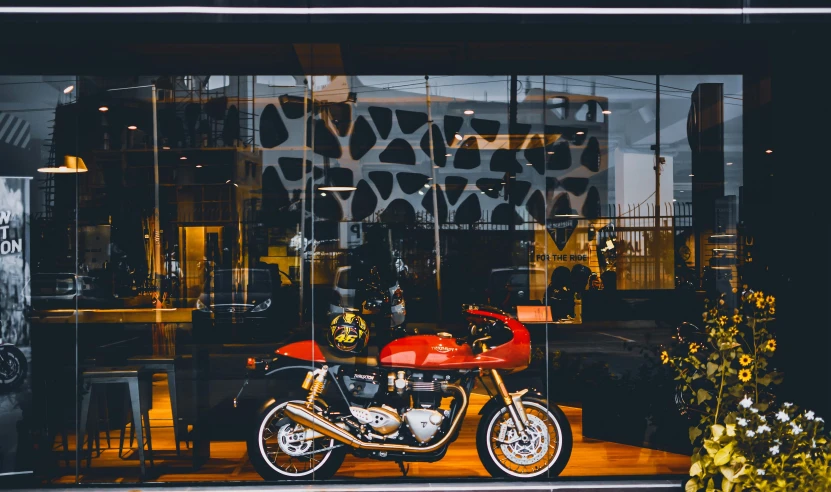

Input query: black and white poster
[0,176,31,476]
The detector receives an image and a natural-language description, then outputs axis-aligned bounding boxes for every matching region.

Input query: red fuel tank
[379,319,530,371]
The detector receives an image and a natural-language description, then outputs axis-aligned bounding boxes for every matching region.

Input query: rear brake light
[246,358,257,370]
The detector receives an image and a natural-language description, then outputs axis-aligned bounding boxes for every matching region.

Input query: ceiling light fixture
[463,109,474,115]
[63,85,74,94]
[127,125,137,130]
[454,133,463,141]
[320,192,327,197]
[765,149,773,154]
[445,153,452,157]
[726,162,733,166]
[554,214,580,218]
[162,146,171,150]
[602,109,612,115]
[319,186,358,192]
[38,155,88,173]
[179,156,187,160]
[98,106,109,112]
[576,131,585,135]
[689,174,694,177]
[195,164,203,168]
[526,162,533,166]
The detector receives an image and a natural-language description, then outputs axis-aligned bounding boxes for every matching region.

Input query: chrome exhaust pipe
[284,383,468,454]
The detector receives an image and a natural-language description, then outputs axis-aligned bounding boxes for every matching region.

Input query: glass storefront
[0,71,757,482]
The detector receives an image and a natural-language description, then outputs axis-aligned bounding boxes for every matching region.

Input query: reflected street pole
[425,76,443,324]
[299,79,308,324]
[151,83,161,301]
[653,75,662,289]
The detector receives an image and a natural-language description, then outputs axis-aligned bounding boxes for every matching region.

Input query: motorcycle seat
[317,343,379,368]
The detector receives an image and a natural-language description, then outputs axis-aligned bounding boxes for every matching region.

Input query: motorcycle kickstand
[396,460,410,477]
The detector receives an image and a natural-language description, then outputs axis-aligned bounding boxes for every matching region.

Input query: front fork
[489,368,530,433]
[478,340,529,433]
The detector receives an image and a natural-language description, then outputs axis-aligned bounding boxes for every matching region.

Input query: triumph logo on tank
[0,209,23,255]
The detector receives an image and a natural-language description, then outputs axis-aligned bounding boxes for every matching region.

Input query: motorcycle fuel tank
[379,332,530,371]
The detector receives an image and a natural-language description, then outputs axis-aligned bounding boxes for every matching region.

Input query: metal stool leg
[78,381,93,469]
[127,378,146,480]
[142,409,154,467]
[166,368,180,455]
[118,390,130,458]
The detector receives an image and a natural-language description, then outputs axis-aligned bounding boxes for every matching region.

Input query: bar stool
[79,366,151,479]
[122,355,181,455]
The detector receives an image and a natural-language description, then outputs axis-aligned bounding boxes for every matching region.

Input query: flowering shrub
[664,288,831,491]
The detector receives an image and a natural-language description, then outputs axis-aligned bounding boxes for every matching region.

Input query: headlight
[196,298,210,312]
[251,298,272,313]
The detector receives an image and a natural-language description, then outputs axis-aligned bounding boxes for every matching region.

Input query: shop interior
[2,73,744,482]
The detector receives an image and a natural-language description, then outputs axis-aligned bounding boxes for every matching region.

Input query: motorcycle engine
[402,408,444,443]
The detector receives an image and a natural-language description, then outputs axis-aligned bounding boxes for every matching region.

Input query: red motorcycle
[238,304,572,479]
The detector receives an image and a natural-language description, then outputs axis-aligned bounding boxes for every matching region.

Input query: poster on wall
[0,176,32,477]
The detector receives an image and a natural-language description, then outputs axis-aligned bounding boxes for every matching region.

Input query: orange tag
[516,305,553,323]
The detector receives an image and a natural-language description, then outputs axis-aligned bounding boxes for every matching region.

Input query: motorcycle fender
[477,387,545,415]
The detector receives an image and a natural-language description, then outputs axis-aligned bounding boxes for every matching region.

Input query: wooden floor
[51,377,689,483]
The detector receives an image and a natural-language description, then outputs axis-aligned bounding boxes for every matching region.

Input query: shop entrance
[179,226,225,304]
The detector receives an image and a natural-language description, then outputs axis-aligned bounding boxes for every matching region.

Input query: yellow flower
[766,339,777,352]
[766,295,775,304]
[756,299,764,309]
[732,287,738,294]
[769,307,775,315]
[718,316,728,326]
[739,354,753,367]
[738,369,752,382]
[660,351,669,364]
[702,312,708,321]
[689,343,699,355]
[732,314,742,324]
[729,327,739,336]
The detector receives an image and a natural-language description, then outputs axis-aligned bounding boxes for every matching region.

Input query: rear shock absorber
[302,365,329,409]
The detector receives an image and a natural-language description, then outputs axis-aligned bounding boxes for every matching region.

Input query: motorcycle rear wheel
[0,346,27,392]
[248,398,346,480]
[477,398,573,478]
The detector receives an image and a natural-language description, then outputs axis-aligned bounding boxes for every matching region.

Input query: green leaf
[690,427,703,444]
[690,461,703,477]
[721,477,734,492]
[714,441,736,466]
[686,478,700,492]
[707,362,719,377]
[704,440,721,457]
[698,388,712,404]
[711,425,725,441]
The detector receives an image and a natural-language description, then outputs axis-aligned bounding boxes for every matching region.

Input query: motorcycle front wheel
[0,346,27,392]
[247,399,346,481]
[477,398,573,478]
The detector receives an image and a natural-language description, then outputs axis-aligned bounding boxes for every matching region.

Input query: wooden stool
[125,355,181,455]
[79,367,151,479]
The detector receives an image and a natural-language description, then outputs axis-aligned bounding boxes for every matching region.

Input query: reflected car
[485,267,547,312]
[328,266,406,328]
[28,273,114,309]
[192,268,281,342]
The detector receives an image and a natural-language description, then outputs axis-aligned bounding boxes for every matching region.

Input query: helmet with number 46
[327,312,369,354]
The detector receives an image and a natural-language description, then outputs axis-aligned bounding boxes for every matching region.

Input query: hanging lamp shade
[38,155,88,173]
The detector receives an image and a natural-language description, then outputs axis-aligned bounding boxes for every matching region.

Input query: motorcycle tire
[0,346,27,392]
[476,397,573,478]
[247,398,346,481]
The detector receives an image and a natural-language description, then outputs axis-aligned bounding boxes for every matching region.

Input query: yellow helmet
[327,312,369,353]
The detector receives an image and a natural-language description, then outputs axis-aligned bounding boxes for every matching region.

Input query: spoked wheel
[247,399,346,480]
[0,346,27,392]
[477,398,573,478]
